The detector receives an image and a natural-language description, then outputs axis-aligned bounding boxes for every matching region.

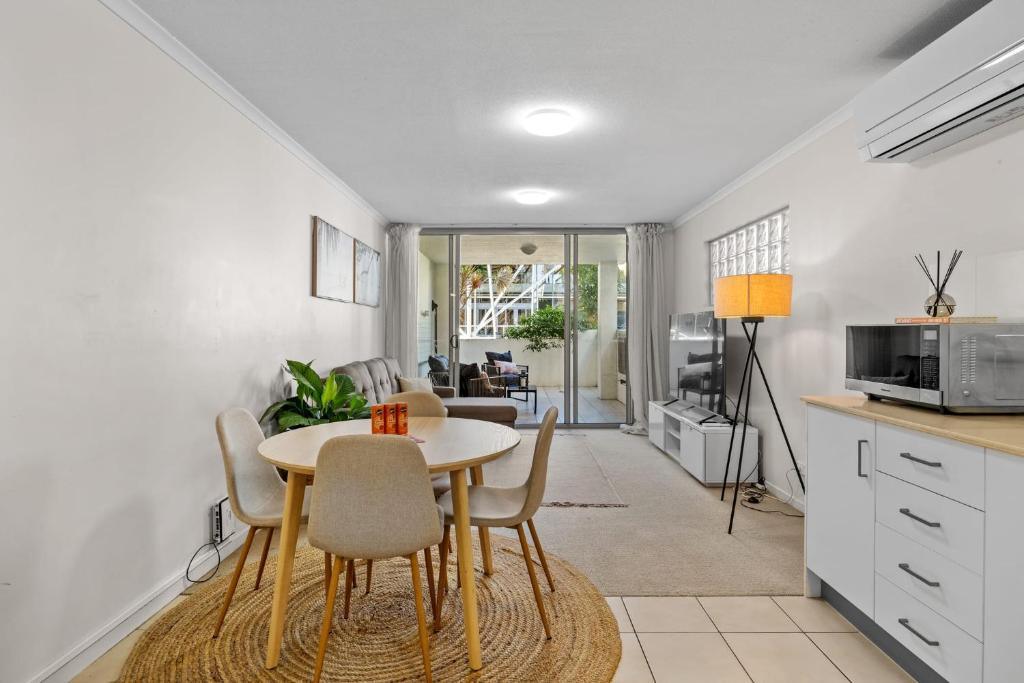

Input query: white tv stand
[648,400,758,486]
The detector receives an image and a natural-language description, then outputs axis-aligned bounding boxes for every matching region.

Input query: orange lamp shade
[714,273,792,319]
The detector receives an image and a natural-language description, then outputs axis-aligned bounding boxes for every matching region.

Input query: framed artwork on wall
[354,239,382,307]
[312,216,354,302]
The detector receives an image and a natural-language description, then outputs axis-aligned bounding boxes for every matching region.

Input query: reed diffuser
[915,250,963,317]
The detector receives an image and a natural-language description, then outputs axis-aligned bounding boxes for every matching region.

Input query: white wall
[0,2,385,681]
[674,115,1024,506]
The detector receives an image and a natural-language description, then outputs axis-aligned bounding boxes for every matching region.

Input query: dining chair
[213,408,333,638]
[362,391,448,600]
[308,434,443,683]
[387,390,447,418]
[436,406,558,638]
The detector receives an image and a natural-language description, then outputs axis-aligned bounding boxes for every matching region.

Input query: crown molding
[96,0,388,225]
[672,104,853,229]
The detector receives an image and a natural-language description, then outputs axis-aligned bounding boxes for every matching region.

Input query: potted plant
[505,306,568,352]
[260,360,371,431]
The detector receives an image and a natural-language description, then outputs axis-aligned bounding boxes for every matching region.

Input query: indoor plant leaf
[277,411,319,430]
[260,399,297,424]
[286,359,324,399]
[321,372,340,408]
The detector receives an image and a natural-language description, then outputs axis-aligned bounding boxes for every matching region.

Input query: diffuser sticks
[915,250,963,317]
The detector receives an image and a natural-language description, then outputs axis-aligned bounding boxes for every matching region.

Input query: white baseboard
[764,478,805,513]
[35,529,249,683]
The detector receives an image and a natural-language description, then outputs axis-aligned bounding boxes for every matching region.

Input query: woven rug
[120,535,620,681]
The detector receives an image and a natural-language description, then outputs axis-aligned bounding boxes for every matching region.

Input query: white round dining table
[257,417,521,672]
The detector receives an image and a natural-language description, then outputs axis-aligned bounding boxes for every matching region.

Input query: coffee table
[506,384,538,413]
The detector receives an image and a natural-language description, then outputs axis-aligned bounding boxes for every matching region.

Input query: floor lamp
[713,273,806,534]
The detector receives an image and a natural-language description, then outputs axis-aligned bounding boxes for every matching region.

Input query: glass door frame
[421,226,632,428]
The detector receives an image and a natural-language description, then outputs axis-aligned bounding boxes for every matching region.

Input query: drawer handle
[857,439,869,478]
[898,618,940,647]
[899,451,942,468]
[899,562,941,587]
[899,508,941,528]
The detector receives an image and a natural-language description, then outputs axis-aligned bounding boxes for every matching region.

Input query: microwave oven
[845,324,1024,413]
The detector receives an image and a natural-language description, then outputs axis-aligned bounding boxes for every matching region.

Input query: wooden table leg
[469,465,493,576]
[450,468,482,671]
[265,472,307,669]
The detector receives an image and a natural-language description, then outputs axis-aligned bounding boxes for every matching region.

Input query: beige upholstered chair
[436,406,558,638]
[387,390,447,418]
[386,391,451,496]
[361,391,449,595]
[309,435,443,683]
[213,408,325,638]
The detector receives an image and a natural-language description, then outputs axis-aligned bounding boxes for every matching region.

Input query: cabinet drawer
[875,576,982,683]
[876,473,984,574]
[875,524,983,639]
[876,423,984,509]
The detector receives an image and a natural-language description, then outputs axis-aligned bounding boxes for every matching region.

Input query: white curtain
[384,223,421,375]
[622,223,669,434]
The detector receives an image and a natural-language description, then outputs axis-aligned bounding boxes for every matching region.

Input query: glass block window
[709,208,790,299]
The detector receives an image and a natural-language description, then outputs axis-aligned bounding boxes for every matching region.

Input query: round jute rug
[120,534,620,682]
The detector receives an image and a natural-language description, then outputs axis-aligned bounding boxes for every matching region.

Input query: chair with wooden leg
[436,406,558,638]
[309,434,443,683]
[213,408,327,638]
[363,391,450,597]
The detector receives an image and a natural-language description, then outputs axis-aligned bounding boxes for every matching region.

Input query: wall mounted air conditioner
[854,0,1024,162]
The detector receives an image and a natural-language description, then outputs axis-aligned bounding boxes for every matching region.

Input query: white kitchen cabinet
[983,449,1024,683]
[804,397,1024,683]
[806,405,876,617]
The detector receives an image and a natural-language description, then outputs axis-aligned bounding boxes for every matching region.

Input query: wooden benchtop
[801,395,1024,458]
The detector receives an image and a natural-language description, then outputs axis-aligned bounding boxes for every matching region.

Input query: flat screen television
[669,310,727,415]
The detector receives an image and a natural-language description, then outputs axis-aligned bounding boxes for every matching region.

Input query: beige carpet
[485,429,804,596]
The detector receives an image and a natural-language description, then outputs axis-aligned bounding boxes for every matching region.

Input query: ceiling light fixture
[513,189,552,205]
[523,108,576,136]
[520,242,538,255]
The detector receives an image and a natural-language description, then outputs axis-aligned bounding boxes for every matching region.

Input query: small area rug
[119,536,620,682]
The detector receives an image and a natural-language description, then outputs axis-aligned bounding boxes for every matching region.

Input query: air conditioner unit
[854,0,1024,162]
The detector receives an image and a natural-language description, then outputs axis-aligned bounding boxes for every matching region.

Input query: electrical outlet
[211,497,236,545]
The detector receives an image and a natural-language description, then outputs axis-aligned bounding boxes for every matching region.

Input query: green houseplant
[260,360,371,431]
[505,306,568,352]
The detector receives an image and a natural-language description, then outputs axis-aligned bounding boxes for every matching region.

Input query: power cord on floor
[723,391,804,518]
[738,469,804,518]
[185,541,222,584]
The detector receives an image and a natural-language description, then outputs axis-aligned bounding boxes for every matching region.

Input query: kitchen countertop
[801,395,1024,457]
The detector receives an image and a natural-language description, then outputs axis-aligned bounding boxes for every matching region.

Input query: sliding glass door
[417,229,630,427]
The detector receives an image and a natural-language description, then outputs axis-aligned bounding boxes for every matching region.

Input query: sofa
[333,357,518,428]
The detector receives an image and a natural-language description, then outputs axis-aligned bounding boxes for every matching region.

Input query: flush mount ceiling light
[522,108,575,136]
[513,189,552,205]
[520,242,538,255]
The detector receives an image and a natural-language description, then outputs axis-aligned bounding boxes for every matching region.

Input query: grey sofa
[333,357,518,428]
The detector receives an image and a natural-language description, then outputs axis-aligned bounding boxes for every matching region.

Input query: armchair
[482,360,529,389]
[466,370,508,398]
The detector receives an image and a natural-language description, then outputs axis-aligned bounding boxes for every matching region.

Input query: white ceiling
[134,0,989,225]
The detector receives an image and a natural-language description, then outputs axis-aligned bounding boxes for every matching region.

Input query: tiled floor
[608,595,914,683]
[78,581,914,682]
[515,385,626,425]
